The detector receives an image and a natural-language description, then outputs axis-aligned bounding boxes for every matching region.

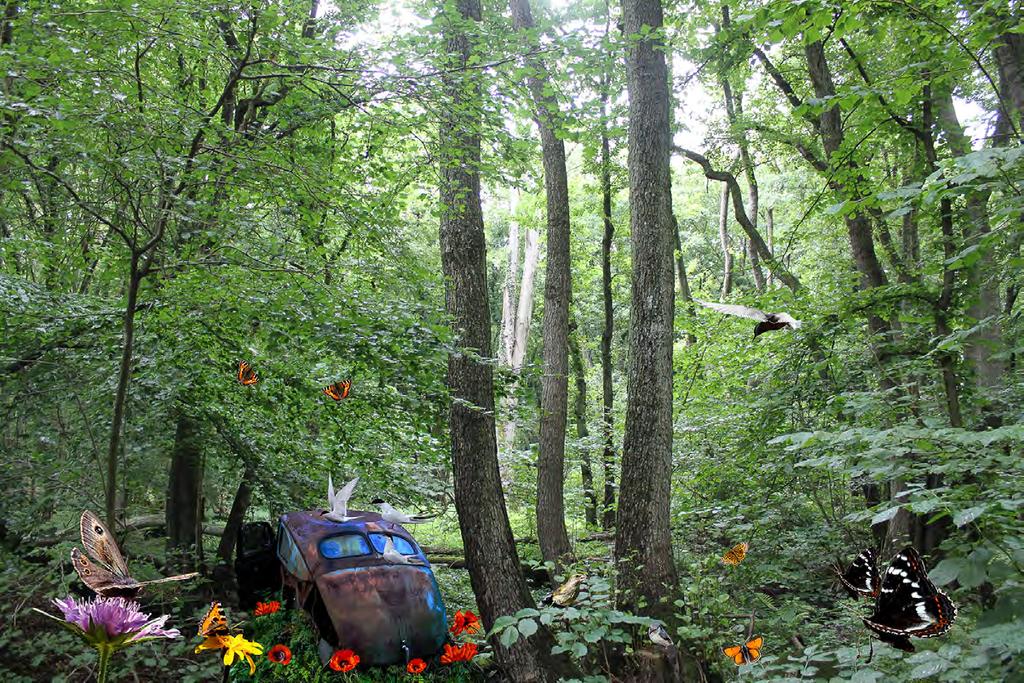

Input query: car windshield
[368,533,418,556]
[319,534,371,559]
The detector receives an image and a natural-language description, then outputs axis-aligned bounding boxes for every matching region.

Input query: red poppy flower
[407,658,427,674]
[267,644,291,665]
[441,642,478,664]
[329,649,359,672]
[254,600,281,616]
[450,609,482,636]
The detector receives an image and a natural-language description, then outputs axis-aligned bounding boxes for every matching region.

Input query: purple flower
[45,595,181,645]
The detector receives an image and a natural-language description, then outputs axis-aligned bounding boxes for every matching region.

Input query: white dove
[324,475,361,523]
[370,498,435,524]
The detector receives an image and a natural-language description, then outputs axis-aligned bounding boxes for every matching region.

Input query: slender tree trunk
[510,0,574,568]
[765,208,775,288]
[502,227,540,454]
[438,1,572,678]
[500,197,521,366]
[105,255,143,529]
[718,184,732,297]
[673,216,696,346]
[166,411,203,570]
[599,71,617,531]
[616,0,678,621]
[569,321,597,526]
[217,466,255,564]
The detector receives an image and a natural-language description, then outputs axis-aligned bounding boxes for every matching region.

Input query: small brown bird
[695,300,802,337]
[541,574,586,608]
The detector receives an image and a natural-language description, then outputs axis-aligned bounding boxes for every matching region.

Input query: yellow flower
[221,634,264,675]
[194,635,229,654]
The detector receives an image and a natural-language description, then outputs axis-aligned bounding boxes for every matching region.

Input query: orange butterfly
[323,379,351,401]
[722,542,749,565]
[723,635,763,665]
[194,602,232,653]
[237,361,258,386]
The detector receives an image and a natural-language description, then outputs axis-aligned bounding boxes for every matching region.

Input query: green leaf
[517,618,538,637]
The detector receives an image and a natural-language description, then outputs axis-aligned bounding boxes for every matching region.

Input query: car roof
[279,509,421,565]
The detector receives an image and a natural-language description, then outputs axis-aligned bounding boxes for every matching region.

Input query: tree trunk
[718,183,732,297]
[616,0,678,621]
[765,207,775,288]
[166,411,204,570]
[502,227,540,454]
[216,466,255,564]
[105,255,143,529]
[510,0,574,568]
[673,215,697,346]
[569,321,598,527]
[500,192,521,366]
[599,70,617,531]
[438,1,572,678]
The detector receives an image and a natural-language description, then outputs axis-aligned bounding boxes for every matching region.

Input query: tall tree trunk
[616,0,678,621]
[438,1,572,678]
[105,255,143,529]
[510,0,573,568]
[717,10,764,292]
[569,321,597,527]
[501,227,540,455]
[765,207,775,288]
[718,184,732,297]
[166,411,203,570]
[500,192,521,366]
[673,215,697,346]
[599,69,617,531]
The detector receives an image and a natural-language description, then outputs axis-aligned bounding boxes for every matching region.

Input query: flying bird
[324,475,361,523]
[648,622,675,649]
[370,499,436,525]
[695,300,801,337]
[541,574,586,608]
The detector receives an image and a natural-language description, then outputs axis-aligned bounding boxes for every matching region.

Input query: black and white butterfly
[837,548,881,599]
[859,546,957,652]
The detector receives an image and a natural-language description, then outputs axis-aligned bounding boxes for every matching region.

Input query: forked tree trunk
[510,0,574,568]
[438,1,573,678]
[217,466,255,564]
[617,0,679,622]
[501,227,540,454]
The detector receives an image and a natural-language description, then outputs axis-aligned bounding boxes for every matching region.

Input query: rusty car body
[276,508,448,666]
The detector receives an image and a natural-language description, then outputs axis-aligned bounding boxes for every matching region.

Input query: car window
[319,534,371,559]
[369,533,418,556]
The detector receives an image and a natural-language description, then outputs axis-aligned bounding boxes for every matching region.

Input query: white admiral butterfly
[852,546,957,652]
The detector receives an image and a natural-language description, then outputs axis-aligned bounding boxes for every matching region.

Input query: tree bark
[509,0,574,568]
[166,411,204,570]
[569,321,598,527]
[766,207,775,288]
[502,226,540,453]
[500,195,521,366]
[216,466,255,565]
[438,1,572,678]
[105,255,143,529]
[599,68,617,531]
[718,183,732,297]
[616,0,678,621]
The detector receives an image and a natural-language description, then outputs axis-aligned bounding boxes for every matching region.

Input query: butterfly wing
[839,548,880,599]
[722,542,748,565]
[723,645,745,665]
[323,384,341,400]
[71,547,141,598]
[324,380,351,401]
[237,361,258,385]
[744,636,763,662]
[339,380,351,399]
[864,546,957,645]
[80,510,131,578]
[198,602,230,638]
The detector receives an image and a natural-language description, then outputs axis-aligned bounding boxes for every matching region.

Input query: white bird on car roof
[370,498,435,525]
[381,535,422,565]
[324,475,361,523]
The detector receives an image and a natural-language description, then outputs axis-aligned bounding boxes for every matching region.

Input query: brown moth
[71,510,198,598]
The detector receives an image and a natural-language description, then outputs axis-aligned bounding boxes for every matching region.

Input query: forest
[0,0,1021,680]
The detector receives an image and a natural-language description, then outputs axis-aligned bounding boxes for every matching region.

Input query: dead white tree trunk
[499,191,521,365]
